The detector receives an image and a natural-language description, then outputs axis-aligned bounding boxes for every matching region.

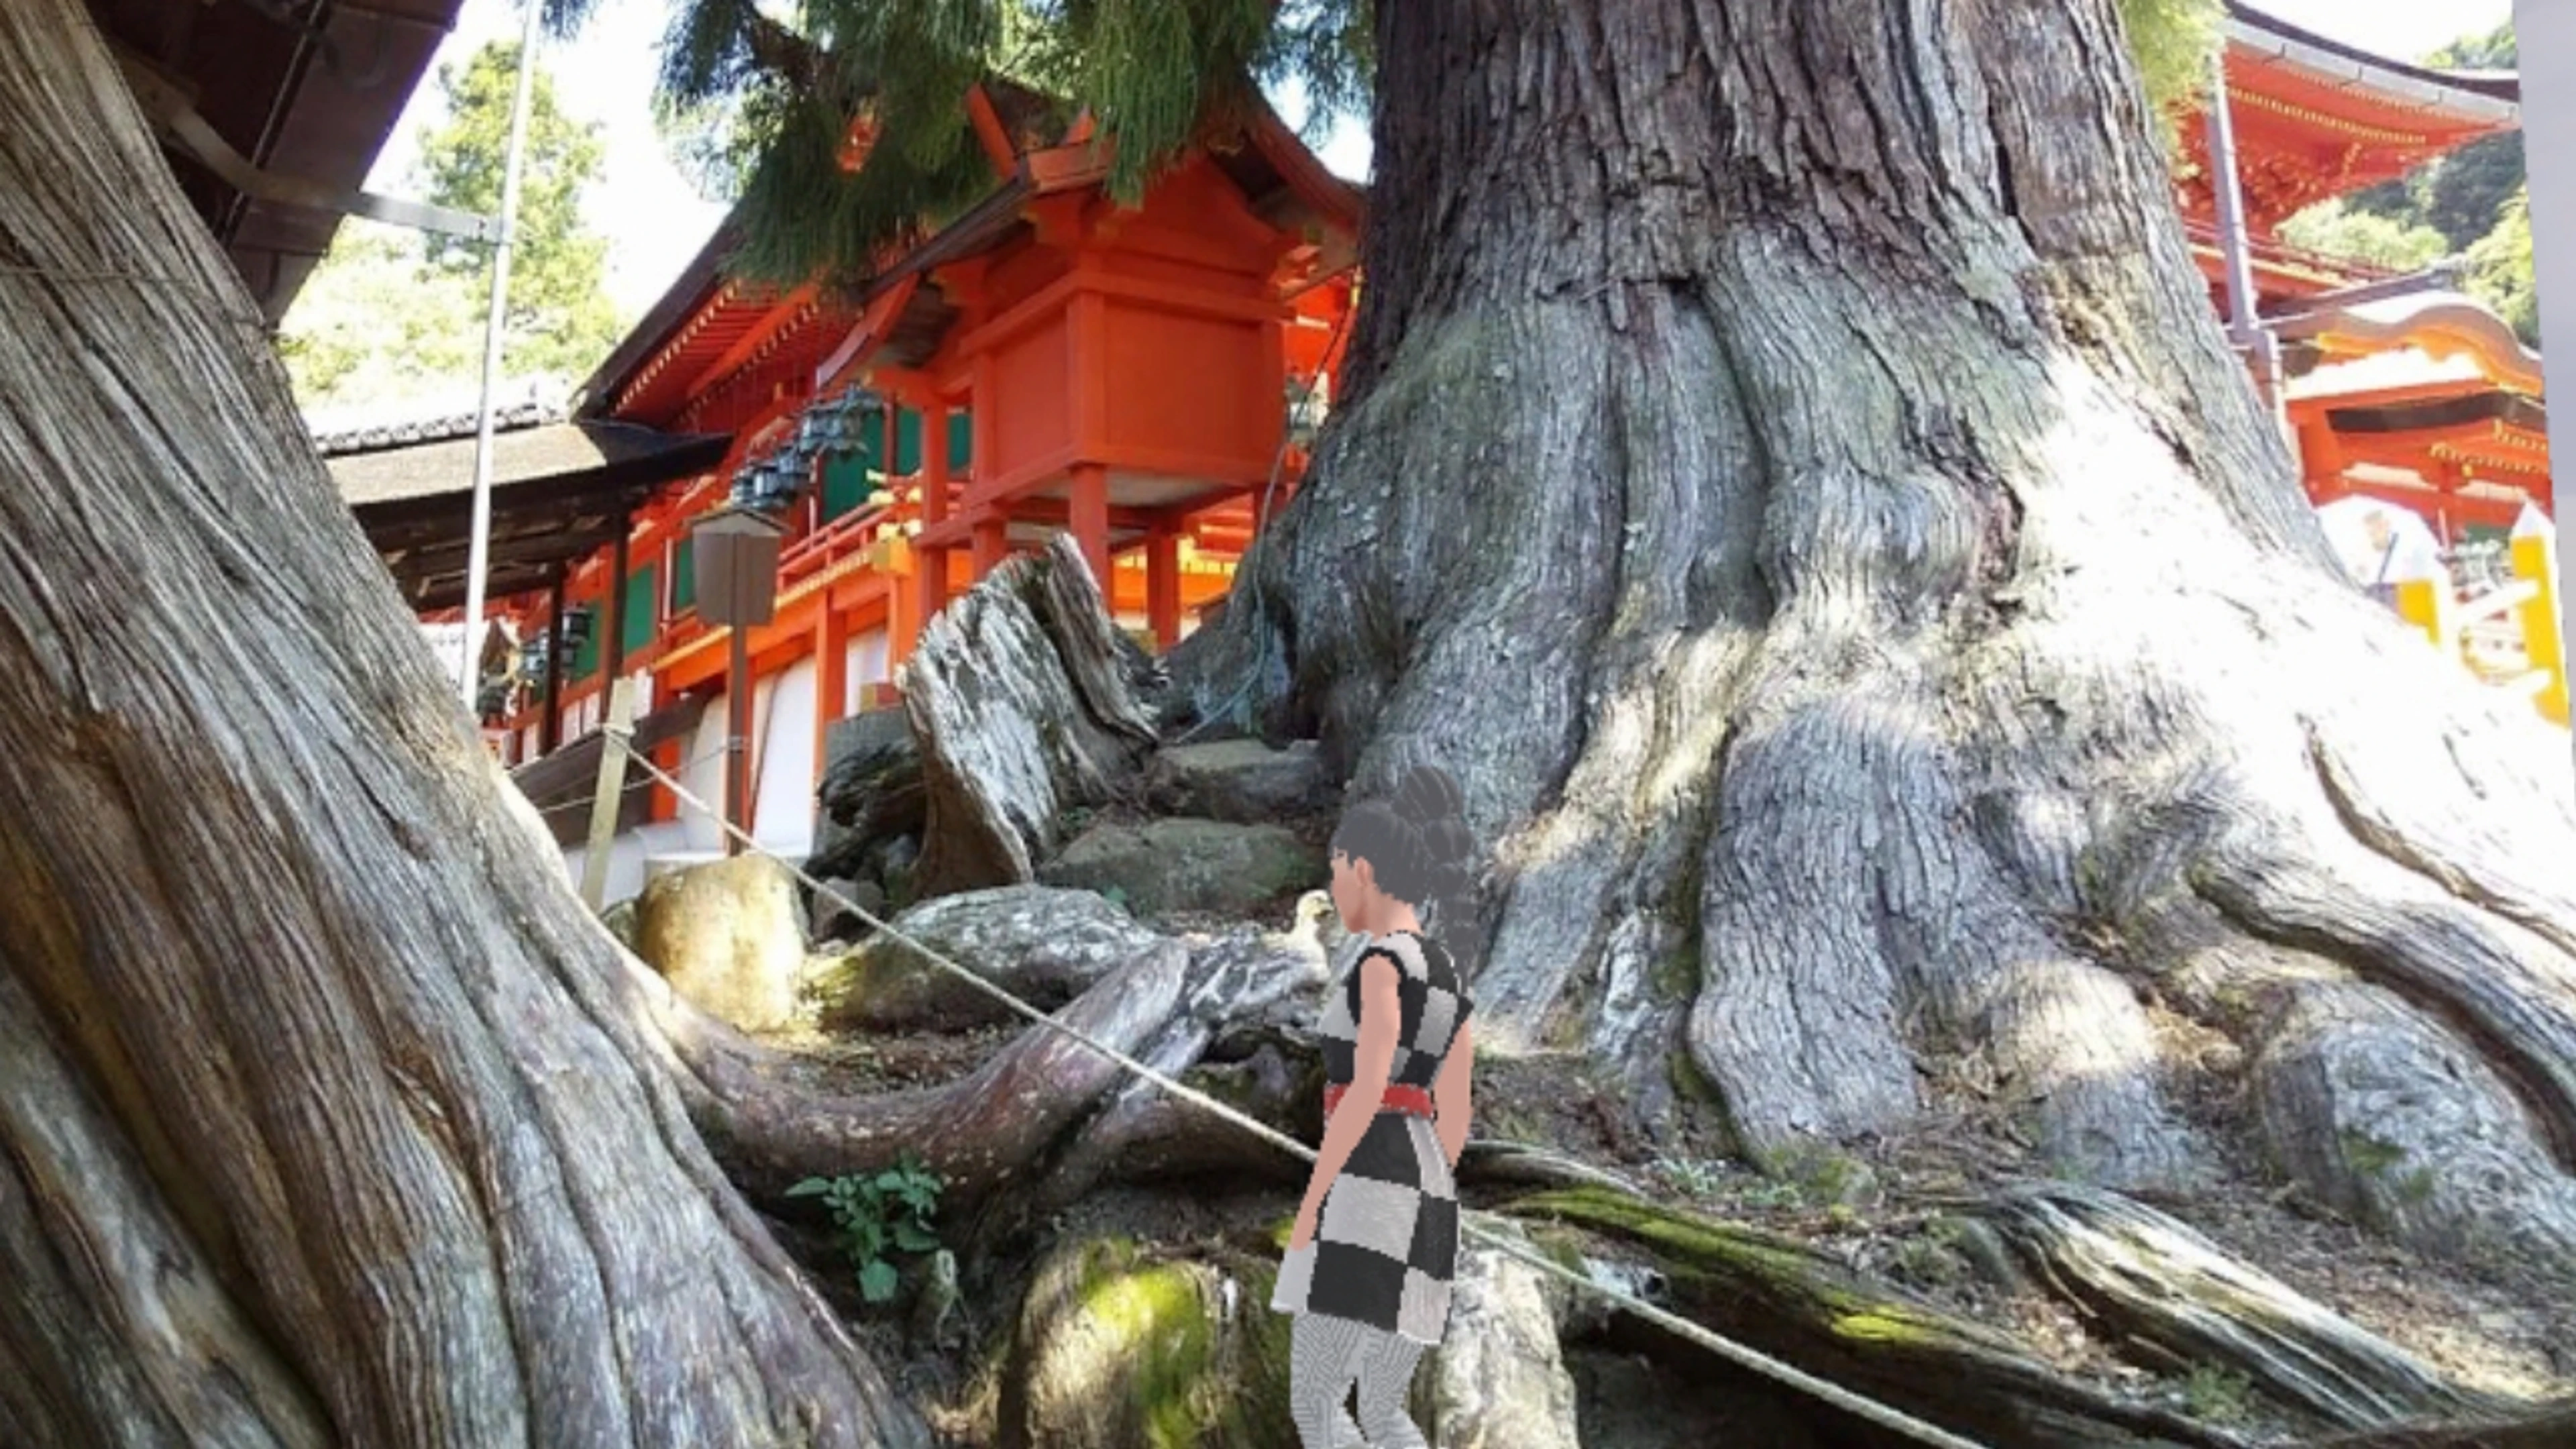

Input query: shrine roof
[2173,5,2522,231]
[578,94,1362,428]
[330,419,728,610]
[85,0,466,322]
[2224,5,2518,111]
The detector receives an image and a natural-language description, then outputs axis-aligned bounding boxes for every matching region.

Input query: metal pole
[2514,0,2576,780]
[2204,49,2285,434]
[455,0,548,706]
[726,625,752,856]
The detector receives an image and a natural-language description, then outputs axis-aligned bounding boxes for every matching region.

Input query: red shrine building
[352,95,1360,881]
[2176,4,2546,536]
[326,6,2559,895]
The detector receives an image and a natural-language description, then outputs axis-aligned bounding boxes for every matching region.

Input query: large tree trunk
[0,7,925,1444]
[1221,0,2576,1271]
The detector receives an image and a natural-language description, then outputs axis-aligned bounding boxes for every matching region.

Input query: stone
[1144,739,1337,826]
[1039,818,1327,920]
[902,536,1159,898]
[598,896,639,952]
[1424,1231,1584,1449]
[809,876,889,944]
[631,853,812,1032]
[810,708,922,882]
[1012,1235,1292,1449]
[812,884,1166,1032]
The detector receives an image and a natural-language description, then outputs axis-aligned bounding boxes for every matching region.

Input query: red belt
[1324,1083,1438,1118]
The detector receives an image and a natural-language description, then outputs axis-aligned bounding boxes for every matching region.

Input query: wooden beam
[965,84,1017,177]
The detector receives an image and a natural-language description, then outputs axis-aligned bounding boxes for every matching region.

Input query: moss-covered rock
[1038,818,1326,919]
[808,884,1163,1032]
[1010,1234,1297,1449]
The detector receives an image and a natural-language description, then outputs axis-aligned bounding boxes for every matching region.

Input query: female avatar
[1272,765,1481,1449]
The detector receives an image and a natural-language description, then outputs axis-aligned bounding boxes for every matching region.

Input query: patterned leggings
[1289,1313,1429,1448]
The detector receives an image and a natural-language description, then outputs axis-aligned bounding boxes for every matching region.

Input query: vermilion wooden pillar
[971,517,1010,577]
[1146,529,1183,649]
[1069,463,1112,589]
[602,515,631,687]
[922,402,951,527]
[541,561,568,755]
[912,543,947,654]
[889,555,921,665]
[814,604,849,786]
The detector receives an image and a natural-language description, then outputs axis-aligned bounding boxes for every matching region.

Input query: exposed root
[2310,1400,2576,1449]
[1978,1183,2502,1430]
[647,943,1189,1205]
[2198,831,2576,1169]
[1505,1186,2251,1448]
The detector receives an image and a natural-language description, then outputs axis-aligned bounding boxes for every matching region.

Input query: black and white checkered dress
[1271,930,1473,1344]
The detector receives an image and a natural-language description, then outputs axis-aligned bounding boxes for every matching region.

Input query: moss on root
[1506,1185,1960,1339]
[1026,1235,1296,1449]
[1497,1188,2243,1447]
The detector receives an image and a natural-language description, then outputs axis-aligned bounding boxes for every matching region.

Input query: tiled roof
[307,378,573,458]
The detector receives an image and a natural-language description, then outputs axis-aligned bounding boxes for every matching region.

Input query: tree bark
[0,5,924,1443]
[1216,0,2576,1274]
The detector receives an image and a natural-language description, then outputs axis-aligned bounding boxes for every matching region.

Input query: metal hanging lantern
[692,503,792,853]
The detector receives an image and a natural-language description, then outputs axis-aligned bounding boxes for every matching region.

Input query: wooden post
[580,678,639,911]
[815,604,850,791]
[923,401,951,525]
[541,560,568,755]
[1069,463,1112,590]
[971,516,1009,578]
[912,543,947,653]
[602,515,631,688]
[1146,527,1182,649]
[2392,576,2457,660]
[2514,531,2567,727]
[725,625,752,855]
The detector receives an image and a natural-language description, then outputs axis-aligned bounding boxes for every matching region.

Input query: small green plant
[1101,884,1131,913]
[1656,1157,1723,1196]
[789,1155,947,1303]
[2181,1364,2257,1424]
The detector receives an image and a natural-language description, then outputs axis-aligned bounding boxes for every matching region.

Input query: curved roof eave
[2224,3,2520,125]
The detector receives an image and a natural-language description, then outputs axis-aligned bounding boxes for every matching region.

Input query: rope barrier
[608,737,1992,1449]
[530,741,733,822]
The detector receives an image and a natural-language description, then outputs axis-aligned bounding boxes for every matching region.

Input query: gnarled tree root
[2310,1400,2576,1449]
[1977,1183,2506,1430]
[653,942,1189,1206]
[1504,1187,2249,1448]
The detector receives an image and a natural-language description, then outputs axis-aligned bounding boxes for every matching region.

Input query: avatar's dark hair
[1331,765,1485,975]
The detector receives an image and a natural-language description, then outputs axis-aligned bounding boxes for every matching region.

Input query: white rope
[609,737,1992,1449]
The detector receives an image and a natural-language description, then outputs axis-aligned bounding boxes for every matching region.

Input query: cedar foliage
[551,0,1373,291]
[606,0,2219,291]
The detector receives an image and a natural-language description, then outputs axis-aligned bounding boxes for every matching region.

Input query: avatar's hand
[1289,1185,1325,1250]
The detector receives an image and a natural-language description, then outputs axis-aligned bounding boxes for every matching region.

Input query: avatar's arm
[1432,1018,1472,1169]
[1295,950,1403,1242]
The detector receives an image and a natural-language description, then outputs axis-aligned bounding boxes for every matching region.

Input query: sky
[364,0,2516,327]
